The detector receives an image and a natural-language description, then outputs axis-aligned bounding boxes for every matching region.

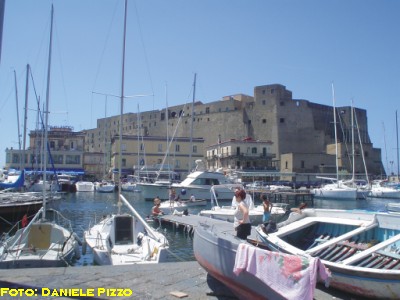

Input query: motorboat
[57,174,77,192]
[193,217,330,300]
[137,160,234,201]
[158,198,207,215]
[75,181,95,192]
[84,194,169,265]
[199,185,288,224]
[255,208,400,299]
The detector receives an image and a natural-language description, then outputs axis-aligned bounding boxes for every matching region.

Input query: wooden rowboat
[256,208,400,299]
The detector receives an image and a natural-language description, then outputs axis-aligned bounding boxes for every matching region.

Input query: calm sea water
[46,191,395,267]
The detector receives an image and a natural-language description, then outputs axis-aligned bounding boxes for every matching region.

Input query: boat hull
[193,221,285,300]
[84,212,169,266]
[256,209,400,299]
[76,182,95,192]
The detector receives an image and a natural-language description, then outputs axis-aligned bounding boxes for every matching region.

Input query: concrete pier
[0,261,352,300]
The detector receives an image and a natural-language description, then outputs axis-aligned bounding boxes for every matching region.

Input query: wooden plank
[305,221,377,255]
[342,233,400,265]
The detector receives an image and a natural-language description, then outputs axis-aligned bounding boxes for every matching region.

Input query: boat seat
[27,224,52,249]
[306,221,378,255]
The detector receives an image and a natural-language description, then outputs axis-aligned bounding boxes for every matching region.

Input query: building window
[158,144,163,152]
[248,120,251,125]
[206,107,210,114]
[122,158,126,167]
[280,118,285,123]
[140,143,144,151]
[53,155,63,164]
[280,101,285,106]
[262,119,267,124]
[285,161,288,169]
[121,143,127,152]
[175,160,180,168]
[175,144,180,152]
[252,147,257,154]
[66,155,80,165]
[262,100,266,105]
[271,89,274,94]
[193,145,197,153]
[262,89,266,95]
[301,160,305,168]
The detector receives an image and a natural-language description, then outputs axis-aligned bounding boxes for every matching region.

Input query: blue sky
[0,0,399,175]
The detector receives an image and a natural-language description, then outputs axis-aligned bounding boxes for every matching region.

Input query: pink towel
[234,243,331,300]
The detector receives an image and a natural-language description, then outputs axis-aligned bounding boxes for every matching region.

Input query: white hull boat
[0,207,80,269]
[369,181,400,199]
[75,181,95,192]
[84,195,168,265]
[256,208,400,299]
[137,171,234,201]
[199,185,287,224]
[158,198,207,214]
[311,180,368,200]
[95,181,115,193]
[387,202,400,213]
[200,203,287,224]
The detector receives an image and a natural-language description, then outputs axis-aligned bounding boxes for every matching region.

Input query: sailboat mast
[396,110,399,181]
[22,64,30,171]
[351,101,355,182]
[118,0,128,204]
[332,83,339,185]
[188,73,196,173]
[14,70,22,170]
[43,4,54,219]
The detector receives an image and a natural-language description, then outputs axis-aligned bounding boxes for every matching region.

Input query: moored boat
[84,194,169,265]
[158,198,207,215]
[137,160,234,201]
[75,181,95,192]
[194,218,330,300]
[95,180,115,193]
[199,185,288,224]
[256,208,400,299]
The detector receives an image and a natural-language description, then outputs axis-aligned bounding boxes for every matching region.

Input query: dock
[0,259,352,300]
[0,218,352,299]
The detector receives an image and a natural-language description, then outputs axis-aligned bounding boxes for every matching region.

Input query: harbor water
[24,191,400,267]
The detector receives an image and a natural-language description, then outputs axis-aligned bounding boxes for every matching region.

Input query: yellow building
[110,135,204,181]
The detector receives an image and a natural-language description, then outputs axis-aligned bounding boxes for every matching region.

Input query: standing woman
[233,189,251,240]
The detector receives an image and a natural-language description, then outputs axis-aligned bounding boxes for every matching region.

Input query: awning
[25,168,85,175]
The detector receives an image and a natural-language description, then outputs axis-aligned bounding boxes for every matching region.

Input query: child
[261,194,272,223]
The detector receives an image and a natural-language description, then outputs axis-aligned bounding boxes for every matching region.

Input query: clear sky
[0,0,399,175]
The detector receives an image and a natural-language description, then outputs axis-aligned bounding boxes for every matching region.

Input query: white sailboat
[369,110,400,199]
[0,5,80,268]
[312,85,362,200]
[84,0,168,265]
[94,94,115,193]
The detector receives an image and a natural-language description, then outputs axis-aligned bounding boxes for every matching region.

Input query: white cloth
[233,243,331,300]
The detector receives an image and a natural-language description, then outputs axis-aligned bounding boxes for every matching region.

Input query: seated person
[152,197,164,217]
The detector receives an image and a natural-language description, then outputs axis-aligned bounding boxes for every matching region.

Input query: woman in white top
[233,189,251,240]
